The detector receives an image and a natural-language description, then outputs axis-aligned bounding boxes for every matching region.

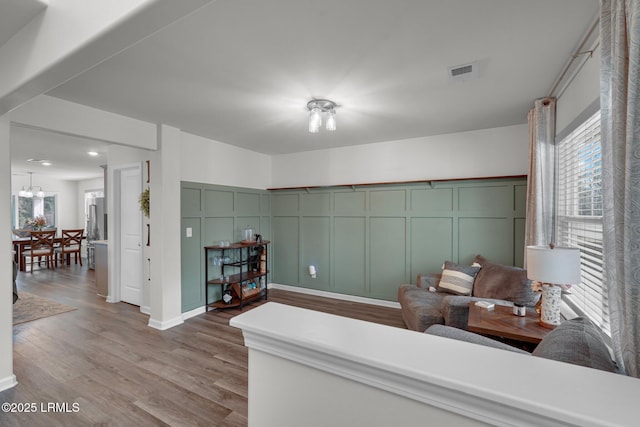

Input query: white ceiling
[0,0,47,48]
[11,125,108,181]
[9,0,600,178]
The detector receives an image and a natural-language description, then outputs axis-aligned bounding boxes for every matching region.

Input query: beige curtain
[601,0,640,377]
[524,98,556,250]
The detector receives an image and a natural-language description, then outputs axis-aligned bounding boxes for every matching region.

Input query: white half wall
[232,302,640,427]
[180,131,272,189]
[270,124,528,188]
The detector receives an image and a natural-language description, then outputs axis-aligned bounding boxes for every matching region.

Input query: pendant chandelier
[18,172,45,198]
[307,99,337,133]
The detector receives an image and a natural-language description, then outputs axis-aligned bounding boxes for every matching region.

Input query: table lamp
[526,245,581,328]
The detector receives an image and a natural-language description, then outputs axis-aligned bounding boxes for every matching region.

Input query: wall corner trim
[0,374,17,393]
[269,283,400,309]
[148,316,184,331]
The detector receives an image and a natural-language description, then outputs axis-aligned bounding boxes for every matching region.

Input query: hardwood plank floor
[1,263,406,426]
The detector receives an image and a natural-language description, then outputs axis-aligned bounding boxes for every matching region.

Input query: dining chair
[56,229,84,267]
[23,230,56,272]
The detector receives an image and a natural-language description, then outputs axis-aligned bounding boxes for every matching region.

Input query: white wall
[556,44,601,136]
[270,124,528,188]
[180,132,272,189]
[11,173,79,230]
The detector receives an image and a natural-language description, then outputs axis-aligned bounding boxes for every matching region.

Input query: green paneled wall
[181,177,527,309]
[269,178,526,302]
[180,182,270,312]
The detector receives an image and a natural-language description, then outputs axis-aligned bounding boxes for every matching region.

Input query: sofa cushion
[397,284,445,331]
[437,261,481,296]
[532,317,618,373]
[472,255,539,306]
[425,324,530,355]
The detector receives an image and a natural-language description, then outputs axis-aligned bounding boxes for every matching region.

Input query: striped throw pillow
[437,261,481,296]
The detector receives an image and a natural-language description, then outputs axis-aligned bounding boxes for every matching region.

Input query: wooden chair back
[61,229,84,250]
[57,229,84,267]
[29,230,56,252]
[27,230,56,272]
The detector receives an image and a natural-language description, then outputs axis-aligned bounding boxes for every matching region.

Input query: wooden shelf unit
[204,240,269,310]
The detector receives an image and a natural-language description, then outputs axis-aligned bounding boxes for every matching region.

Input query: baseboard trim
[0,374,17,392]
[268,283,400,309]
[182,306,206,321]
[140,305,151,315]
[148,315,184,330]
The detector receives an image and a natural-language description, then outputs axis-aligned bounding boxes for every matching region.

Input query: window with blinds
[556,110,608,334]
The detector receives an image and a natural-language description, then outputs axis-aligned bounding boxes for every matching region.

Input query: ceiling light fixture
[18,172,45,198]
[307,99,337,133]
[87,151,99,156]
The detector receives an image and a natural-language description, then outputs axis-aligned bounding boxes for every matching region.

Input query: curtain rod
[268,175,527,191]
[547,14,600,98]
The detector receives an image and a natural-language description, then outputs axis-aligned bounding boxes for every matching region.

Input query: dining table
[12,235,86,272]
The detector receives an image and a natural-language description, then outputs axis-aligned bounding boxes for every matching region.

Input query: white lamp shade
[526,245,581,285]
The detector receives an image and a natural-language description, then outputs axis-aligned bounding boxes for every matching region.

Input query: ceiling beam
[0,0,214,116]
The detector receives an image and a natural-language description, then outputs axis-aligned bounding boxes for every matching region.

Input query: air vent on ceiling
[448,62,478,82]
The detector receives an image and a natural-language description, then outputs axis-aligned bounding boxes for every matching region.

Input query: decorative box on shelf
[231,282,263,299]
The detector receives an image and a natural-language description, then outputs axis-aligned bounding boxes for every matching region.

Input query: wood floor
[1,263,406,426]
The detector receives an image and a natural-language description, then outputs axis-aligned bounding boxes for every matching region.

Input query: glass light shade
[526,246,581,285]
[309,108,322,133]
[18,190,29,197]
[35,190,45,198]
[326,110,336,131]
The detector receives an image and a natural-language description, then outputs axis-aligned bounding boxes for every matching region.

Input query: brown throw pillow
[472,255,539,306]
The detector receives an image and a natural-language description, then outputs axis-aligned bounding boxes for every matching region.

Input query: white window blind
[556,111,609,335]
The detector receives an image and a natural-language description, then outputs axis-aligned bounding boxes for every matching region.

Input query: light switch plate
[186,227,192,238]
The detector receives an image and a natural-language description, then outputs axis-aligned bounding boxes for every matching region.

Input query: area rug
[12,291,76,325]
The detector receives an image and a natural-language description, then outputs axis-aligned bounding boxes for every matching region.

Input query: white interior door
[120,167,143,306]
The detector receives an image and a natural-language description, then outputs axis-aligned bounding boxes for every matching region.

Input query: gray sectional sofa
[425,317,619,373]
[398,255,540,332]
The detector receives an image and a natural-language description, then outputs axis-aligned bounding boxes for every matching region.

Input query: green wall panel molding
[181,178,527,309]
[370,217,407,300]
[181,217,203,311]
[334,190,366,213]
[181,187,203,216]
[411,188,454,212]
[205,189,234,216]
[301,217,331,289]
[270,177,526,302]
[334,217,367,294]
[180,182,270,312]
[272,216,300,285]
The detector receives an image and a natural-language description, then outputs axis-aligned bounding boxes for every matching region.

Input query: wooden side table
[467,303,552,345]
